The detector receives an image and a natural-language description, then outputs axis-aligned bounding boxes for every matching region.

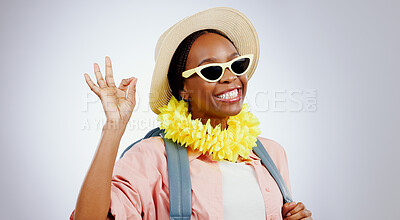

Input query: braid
[167,29,235,101]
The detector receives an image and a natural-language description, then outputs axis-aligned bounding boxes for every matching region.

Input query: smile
[215,89,241,102]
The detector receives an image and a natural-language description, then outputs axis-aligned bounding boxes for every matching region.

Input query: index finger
[105,56,116,87]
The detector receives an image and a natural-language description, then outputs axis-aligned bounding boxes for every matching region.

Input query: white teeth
[217,89,239,99]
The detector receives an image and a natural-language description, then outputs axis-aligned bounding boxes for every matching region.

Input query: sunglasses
[182,54,254,83]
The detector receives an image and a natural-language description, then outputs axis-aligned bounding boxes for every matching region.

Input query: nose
[219,68,237,83]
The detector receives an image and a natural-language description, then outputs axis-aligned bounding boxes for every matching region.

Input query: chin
[215,101,243,117]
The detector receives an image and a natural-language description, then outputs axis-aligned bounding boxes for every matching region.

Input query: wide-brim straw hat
[149,7,260,114]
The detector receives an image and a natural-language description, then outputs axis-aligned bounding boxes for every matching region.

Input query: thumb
[126,77,138,105]
[282,202,296,217]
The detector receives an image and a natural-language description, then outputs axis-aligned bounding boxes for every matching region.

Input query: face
[181,32,248,120]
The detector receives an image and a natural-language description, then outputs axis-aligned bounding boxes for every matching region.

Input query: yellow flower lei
[157,96,261,162]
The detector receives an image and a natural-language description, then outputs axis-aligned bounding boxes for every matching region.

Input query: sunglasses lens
[200,66,223,81]
[231,58,251,74]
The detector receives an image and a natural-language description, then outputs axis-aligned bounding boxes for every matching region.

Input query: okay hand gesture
[84,56,137,128]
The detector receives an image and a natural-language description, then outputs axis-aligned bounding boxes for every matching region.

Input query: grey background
[1,0,399,219]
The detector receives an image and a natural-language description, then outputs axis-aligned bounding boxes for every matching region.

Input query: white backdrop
[1,0,399,219]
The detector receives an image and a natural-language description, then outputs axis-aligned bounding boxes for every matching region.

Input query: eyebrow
[197,52,240,67]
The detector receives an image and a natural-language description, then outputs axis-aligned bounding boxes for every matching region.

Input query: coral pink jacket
[70,136,291,220]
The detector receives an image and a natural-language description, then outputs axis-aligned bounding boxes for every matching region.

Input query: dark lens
[200,66,223,81]
[231,58,250,74]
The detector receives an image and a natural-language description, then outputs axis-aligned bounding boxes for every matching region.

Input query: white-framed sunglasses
[182,54,254,83]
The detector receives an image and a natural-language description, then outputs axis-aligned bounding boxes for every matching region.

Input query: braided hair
[167,29,236,101]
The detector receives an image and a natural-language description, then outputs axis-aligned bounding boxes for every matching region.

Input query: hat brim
[150,7,260,114]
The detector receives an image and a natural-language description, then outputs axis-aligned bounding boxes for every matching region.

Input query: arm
[74,124,124,220]
[73,56,138,220]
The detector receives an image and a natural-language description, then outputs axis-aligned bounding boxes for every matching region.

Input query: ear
[180,83,190,101]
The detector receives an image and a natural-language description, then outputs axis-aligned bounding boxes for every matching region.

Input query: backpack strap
[120,127,162,158]
[120,128,292,219]
[253,138,293,204]
[120,128,192,219]
[161,131,192,220]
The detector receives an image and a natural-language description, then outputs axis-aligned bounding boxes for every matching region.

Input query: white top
[218,160,266,220]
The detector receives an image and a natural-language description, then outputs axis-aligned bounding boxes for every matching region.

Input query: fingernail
[287,212,291,217]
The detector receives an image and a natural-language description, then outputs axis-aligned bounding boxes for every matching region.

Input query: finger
[286,202,305,217]
[126,77,138,105]
[282,202,297,217]
[94,63,107,88]
[105,56,116,87]
[291,202,305,215]
[84,73,100,95]
[118,77,134,92]
[285,209,312,220]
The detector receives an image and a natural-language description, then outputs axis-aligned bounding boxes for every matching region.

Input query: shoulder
[257,136,288,167]
[122,136,166,157]
[116,136,167,173]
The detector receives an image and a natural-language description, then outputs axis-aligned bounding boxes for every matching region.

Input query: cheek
[185,78,215,99]
[239,75,248,96]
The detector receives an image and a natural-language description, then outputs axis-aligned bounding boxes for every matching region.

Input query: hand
[282,201,312,220]
[84,56,138,128]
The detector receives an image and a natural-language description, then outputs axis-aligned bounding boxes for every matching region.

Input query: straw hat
[149,7,260,114]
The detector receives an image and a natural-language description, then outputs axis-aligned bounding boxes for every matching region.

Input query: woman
[71,7,312,220]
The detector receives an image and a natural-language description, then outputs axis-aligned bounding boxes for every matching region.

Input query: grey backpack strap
[120,127,162,158]
[253,138,293,204]
[161,131,192,220]
[121,127,290,218]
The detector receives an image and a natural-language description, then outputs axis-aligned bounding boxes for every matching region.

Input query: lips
[215,88,241,103]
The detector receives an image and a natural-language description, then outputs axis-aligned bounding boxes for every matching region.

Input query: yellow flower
[157,96,261,162]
